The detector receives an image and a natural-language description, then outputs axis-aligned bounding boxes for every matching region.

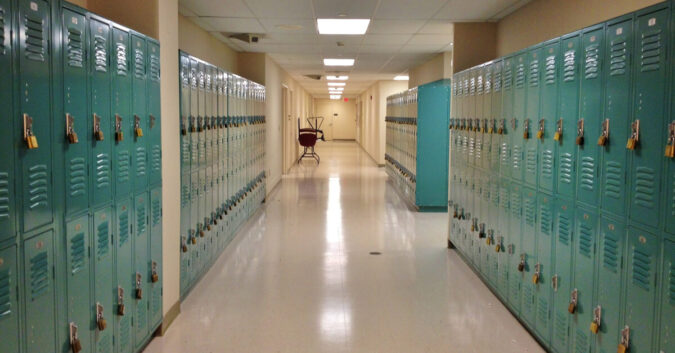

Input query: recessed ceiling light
[394,75,409,81]
[329,87,344,91]
[327,82,346,86]
[327,75,349,80]
[318,19,370,35]
[330,95,342,100]
[275,24,304,31]
[324,58,355,66]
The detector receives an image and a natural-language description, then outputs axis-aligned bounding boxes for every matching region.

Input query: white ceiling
[179,0,532,98]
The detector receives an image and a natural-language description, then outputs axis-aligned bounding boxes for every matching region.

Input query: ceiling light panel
[394,75,409,81]
[326,75,349,80]
[330,95,342,100]
[324,58,355,66]
[317,19,370,35]
[327,82,346,86]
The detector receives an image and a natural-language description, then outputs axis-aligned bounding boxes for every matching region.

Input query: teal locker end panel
[89,18,113,208]
[624,227,658,353]
[556,34,581,199]
[535,193,554,343]
[0,0,14,242]
[19,0,54,232]
[0,245,19,353]
[538,40,560,193]
[658,240,675,352]
[629,7,669,230]
[511,52,527,183]
[23,230,56,353]
[415,80,450,209]
[520,187,537,326]
[131,34,147,193]
[508,183,522,311]
[114,199,133,353]
[500,57,514,178]
[112,28,133,199]
[66,215,92,352]
[600,18,633,218]
[595,217,625,353]
[523,48,540,188]
[571,207,598,353]
[497,180,510,298]
[551,198,574,352]
[61,8,89,216]
[134,192,149,345]
[93,208,113,353]
[147,40,161,186]
[149,186,162,328]
[576,26,604,208]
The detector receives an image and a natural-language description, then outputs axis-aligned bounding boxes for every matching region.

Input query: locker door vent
[180,65,188,86]
[631,247,652,290]
[119,316,130,349]
[190,68,197,88]
[463,78,468,96]
[66,27,84,68]
[151,198,160,226]
[524,197,535,227]
[539,204,552,235]
[29,251,50,300]
[580,156,595,191]
[515,63,525,88]
[96,221,109,257]
[491,184,499,207]
[640,29,662,72]
[95,153,111,190]
[557,213,570,245]
[151,146,161,176]
[510,193,521,218]
[24,13,46,61]
[563,49,576,82]
[494,69,502,91]
[470,77,476,95]
[135,147,147,178]
[554,312,568,345]
[198,70,205,89]
[544,55,556,84]
[634,166,656,208]
[583,44,599,79]
[578,224,593,258]
[476,75,484,95]
[0,8,6,54]
[136,204,146,235]
[69,232,85,274]
[542,149,554,180]
[602,232,619,272]
[28,164,49,210]
[559,152,574,185]
[529,58,539,86]
[575,329,589,353]
[115,42,127,76]
[668,260,675,303]
[500,188,509,210]
[181,139,190,165]
[94,35,108,72]
[526,148,537,175]
[118,212,129,246]
[603,161,622,200]
[503,66,513,90]
[0,172,11,221]
[0,267,12,319]
[537,297,549,326]
[609,39,627,76]
[149,53,160,82]
[117,150,130,183]
[484,71,491,94]
[512,145,522,172]
[68,157,86,197]
[133,48,144,78]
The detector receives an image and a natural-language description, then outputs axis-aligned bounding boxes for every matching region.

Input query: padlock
[70,323,82,353]
[568,302,577,314]
[495,244,501,252]
[497,127,504,134]
[523,130,529,139]
[68,131,79,144]
[96,303,107,331]
[554,131,561,141]
[182,243,188,252]
[617,344,627,353]
[191,236,197,244]
[152,272,159,283]
[518,262,524,272]
[537,130,543,139]
[598,135,608,146]
[590,321,599,334]
[136,287,142,299]
[199,230,204,237]
[576,135,584,145]
[666,144,675,158]
[532,273,539,284]
[135,127,143,137]
[118,303,125,316]
[27,134,39,149]
[98,317,107,331]
[569,289,578,314]
[116,131,124,141]
[626,138,636,150]
[95,129,105,141]
[486,237,492,245]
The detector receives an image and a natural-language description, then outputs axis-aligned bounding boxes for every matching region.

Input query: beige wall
[497,0,665,56]
[409,52,453,88]
[85,0,159,38]
[178,15,238,72]
[314,99,357,140]
[237,53,266,85]
[453,23,497,73]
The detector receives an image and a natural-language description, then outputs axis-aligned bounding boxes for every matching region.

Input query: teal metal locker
[0,0,15,242]
[628,6,669,230]
[0,245,19,353]
[576,26,604,208]
[89,17,113,208]
[23,230,56,353]
[189,170,199,284]
[133,193,149,347]
[538,40,559,193]
[658,240,674,352]
[149,186,162,329]
[475,67,484,171]
[600,17,632,219]
[65,214,92,353]
[500,56,514,178]
[508,183,522,311]
[114,200,133,353]
[535,193,553,343]
[668,2,675,237]
[556,33,581,199]
[147,40,161,186]
[511,52,527,183]
[179,174,190,296]
[204,65,213,239]
[131,34,147,193]
[491,61,503,173]
[570,207,598,353]
[112,27,133,199]
[551,198,574,353]
[18,0,54,232]
[93,208,113,353]
[60,7,89,216]
[497,180,510,298]
[523,47,539,188]
[520,187,537,327]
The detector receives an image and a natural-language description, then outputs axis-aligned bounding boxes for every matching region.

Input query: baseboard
[157,300,181,336]
[356,142,382,167]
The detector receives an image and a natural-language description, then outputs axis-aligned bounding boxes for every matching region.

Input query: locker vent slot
[69,157,86,197]
[115,42,128,76]
[484,71,491,93]
[135,147,147,178]
[180,66,189,86]
[578,223,592,258]
[117,150,130,183]
[0,172,10,221]
[555,312,568,346]
[152,197,161,226]
[494,69,502,91]
[557,213,570,245]
[198,70,205,89]
[134,48,145,78]
[668,259,674,303]
[96,333,111,353]
[136,204,146,235]
[190,68,197,88]
[94,35,108,72]
[609,38,627,76]
[512,145,522,172]
[152,145,161,175]
[634,167,655,208]
[470,77,476,95]
[452,82,457,96]
[528,58,539,86]
[0,8,5,54]
[537,297,549,326]
[503,66,513,90]
[70,232,85,274]
[66,27,84,68]
[510,193,521,218]
[463,79,468,97]
[500,143,509,168]
[539,204,551,235]
[584,44,599,79]
[580,157,595,191]
[24,13,46,61]
[524,197,535,227]
[526,148,537,175]
[119,212,129,246]
[119,316,130,349]
[97,221,109,257]
[640,29,662,72]
[515,63,525,88]
[603,161,622,200]
[0,267,12,318]
[95,153,111,190]
[559,152,573,185]
[28,164,49,210]
[149,53,160,81]
[491,184,499,206]
[602,231,619,272]
[541,149,554,180]
[563,50,576,82]
[575,329,589,353]
[29,251,50,300]
[181,139,190,164]
[476,75,484,95]
[500,188,509,209]
[190,136,198,162]
[631,247,652,290]
[544,55,556,84]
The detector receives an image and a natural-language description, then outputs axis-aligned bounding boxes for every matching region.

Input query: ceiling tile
[400,43,447,53]
[263,33,320,45]
[362,34,412,45]
[374,0,449,20]
[313,0,379,18]
[368,20,426,34]
[180,0,255,17]
[259,18,317,34]
[359,44,405,54]
[319,44,362,56]
[408,33,453,45]
[434,0,530,21]
[199,17,265,33]
[244,0,314,19]
[418,20,454,35]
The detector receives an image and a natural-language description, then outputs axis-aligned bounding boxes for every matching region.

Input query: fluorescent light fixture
[330,95,342,100]
[329,87,344,91]
[394,75,409,81]
[326,75,349,80]
[324,58,355,66]
[327,82,346,87]
[317,19,370,35]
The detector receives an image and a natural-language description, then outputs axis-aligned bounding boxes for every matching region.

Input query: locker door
[488,176,500,286]
[0,245,19,353]
[189,170,199,284]
[179,173,190,296]
[520,187,537,326]
[149,186,162,329]
[133,193,149,346]
[557,34,581,199]
[539,41,559,193]
[497,181,510,298]
[551,198,574,352]
[189,58,199,174]
[65,216,92,352]
[146,40,161,186]
[595,217,626,353]
[535,193,554,343]
[131,34,147,193]
[600,18,632,219]
[511,53,527,182]
[629,7,669,230]
[18,0,53,232]
[114,200,133,353]
[179,53,190,172]
[576,26,604,208]
[0,0,15,242]
[204,66,213,239]
[93,208,113,353]
[61,8,89,216]
[508,183,522,311]
[524,48,539,188]
[669,3,675,237]
[23,230,55,353]
[89,18,113,208]
[491,60,502,173]
[571,207,598,353]
[483,63,492,171]
[475,67,484,170]
[500,57,514,178]
[658,240,675,352]
[112,28,133,199]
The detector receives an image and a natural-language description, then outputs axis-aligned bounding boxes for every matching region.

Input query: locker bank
[0,0,672,352]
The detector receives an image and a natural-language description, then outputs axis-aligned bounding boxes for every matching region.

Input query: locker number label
[30,2,37,11]
[0,258,4,266]
[36,241,43,249]
[72,17,78,25]
[639,236,647,244]
[648,18,656,26]
[616,28,623,35]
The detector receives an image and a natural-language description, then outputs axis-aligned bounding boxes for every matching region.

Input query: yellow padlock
[554,131,561,141]
[532,273,539,284]
[27,135,39,149]
[664,144,675,158]
[590,321,599,334]
[617,343,627,353]
[537,130,544,139]
[495,244,501,252]
[568,302,576,314]
[576,135,585,146]
[598,135,608,146]
[523,131,529,140]
[488,127,494,134]
[135,127,143,137]
[486,238,491,245]
[116,131,124,142]
[95,130,105,141]
[626,138,636,150]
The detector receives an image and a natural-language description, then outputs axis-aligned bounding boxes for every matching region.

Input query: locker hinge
[131,224,134,235]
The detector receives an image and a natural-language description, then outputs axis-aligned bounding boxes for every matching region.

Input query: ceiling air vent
[227,33,263,44]
[304,74,322,80]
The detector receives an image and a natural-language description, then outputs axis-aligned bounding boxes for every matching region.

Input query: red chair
[298,118,321,163]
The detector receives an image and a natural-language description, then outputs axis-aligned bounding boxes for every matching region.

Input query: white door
[315,99,356,140]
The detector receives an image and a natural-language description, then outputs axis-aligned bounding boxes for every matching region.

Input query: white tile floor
[144,141,545,353]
